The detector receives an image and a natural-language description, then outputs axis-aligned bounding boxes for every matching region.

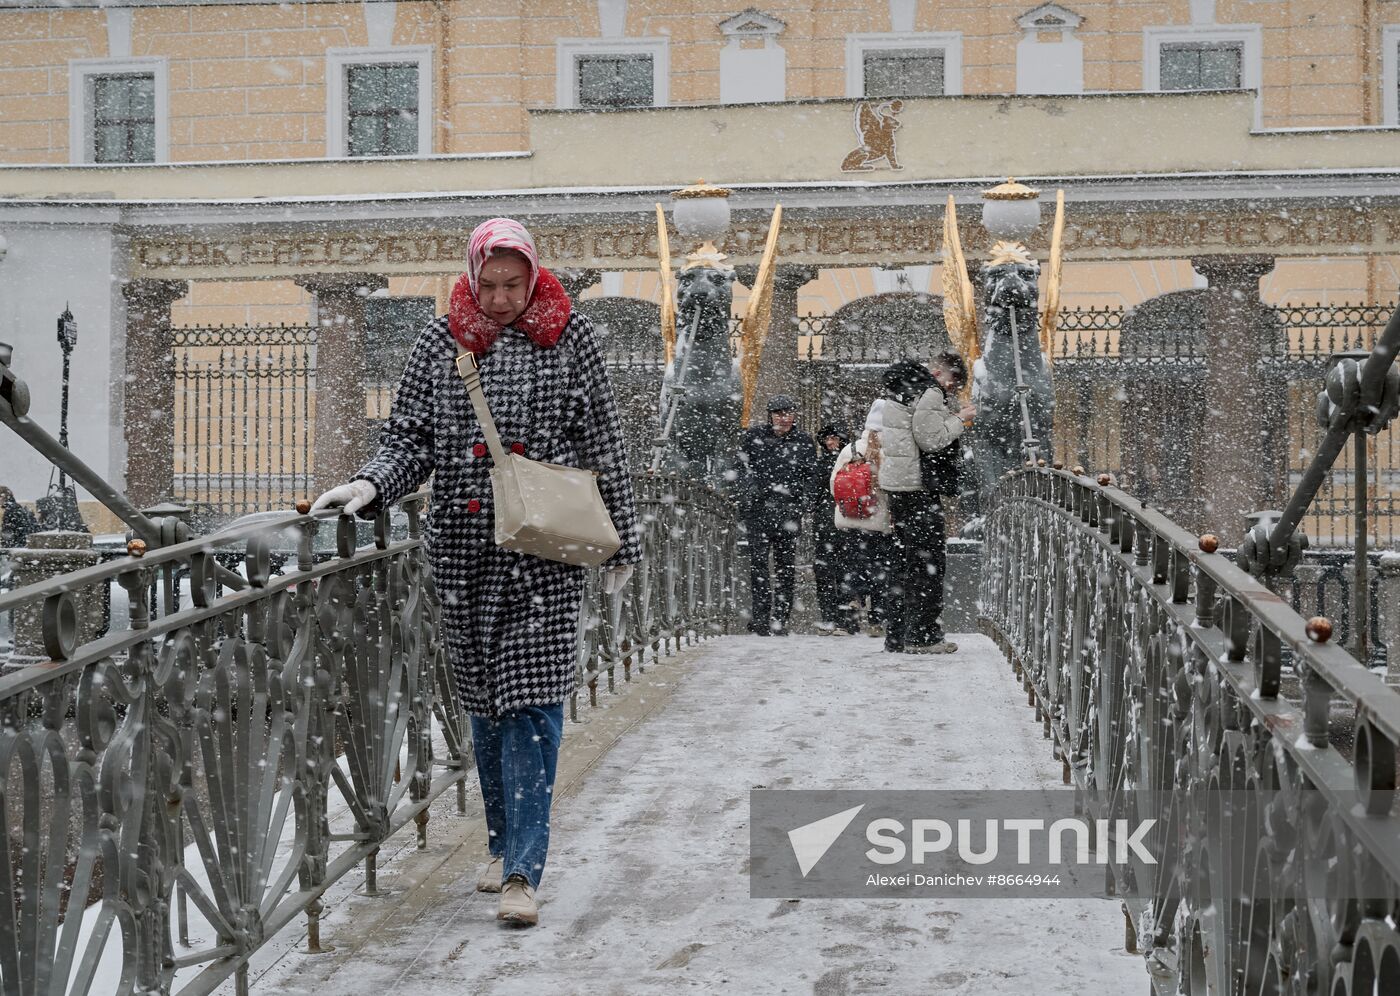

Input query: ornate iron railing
[980,466,1400,994]
[1054,300,1398,359]
[0,474,741,996]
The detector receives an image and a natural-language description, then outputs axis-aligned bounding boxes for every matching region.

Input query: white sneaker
[815,621,836,635]
[867,624,886,638]
[497,876,539,926]
[477,855,503,893]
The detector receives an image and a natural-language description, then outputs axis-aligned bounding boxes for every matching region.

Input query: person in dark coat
[812,422,858,634]
[312,218,641,928]
[737,395,819,636]
[0,487,39,549]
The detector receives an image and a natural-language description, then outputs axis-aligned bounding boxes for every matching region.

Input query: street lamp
[980,178,1042,240]
[37,305,87,532]
[671,179,732,270]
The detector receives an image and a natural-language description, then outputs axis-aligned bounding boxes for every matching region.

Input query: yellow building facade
[3,0,1400,324]
[2,0,1399,545]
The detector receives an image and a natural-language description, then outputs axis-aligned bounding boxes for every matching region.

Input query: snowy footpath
[243,634,1146,996]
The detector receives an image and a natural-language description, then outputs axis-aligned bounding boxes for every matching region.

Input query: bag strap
[455,351,510,465]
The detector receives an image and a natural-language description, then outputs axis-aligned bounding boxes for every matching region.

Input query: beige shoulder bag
[455,351,622,568]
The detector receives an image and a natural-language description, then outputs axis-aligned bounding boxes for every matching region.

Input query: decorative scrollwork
[981,467,1400,995]
[0,475,741,995]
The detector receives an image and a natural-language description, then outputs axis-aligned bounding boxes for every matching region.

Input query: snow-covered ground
[244,633,1146,996]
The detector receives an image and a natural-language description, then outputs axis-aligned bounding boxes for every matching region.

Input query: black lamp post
[37,306,87,532]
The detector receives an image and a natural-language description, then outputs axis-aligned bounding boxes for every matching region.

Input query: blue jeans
[470,703,564,890]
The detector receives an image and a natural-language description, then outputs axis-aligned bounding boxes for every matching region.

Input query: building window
[576,54,654,108]
[845,34,963,98]
[91,73,156,163]
[365,296,433,385]
[346,63,420,157]
[555,38,670,109]
[325,46,433,159]
[1143,25,1262,125]
[862,48,944,97]
[365,296,434,424]
[1159,41,1242,91]
[68,57,168,165]
[718,9,787,104]
[1015,3,1085,95]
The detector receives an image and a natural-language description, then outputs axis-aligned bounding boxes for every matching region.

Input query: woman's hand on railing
[310,479,378,516]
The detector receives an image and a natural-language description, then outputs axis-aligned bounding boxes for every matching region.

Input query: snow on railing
[980,465,1400,993]
[0,474,741,995]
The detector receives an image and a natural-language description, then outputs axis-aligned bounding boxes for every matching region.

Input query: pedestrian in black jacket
[0,487,39,550]
[737,395,819,636]
[812,422,858,634]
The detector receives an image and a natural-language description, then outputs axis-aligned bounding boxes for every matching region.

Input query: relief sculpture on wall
[841,100,905,172]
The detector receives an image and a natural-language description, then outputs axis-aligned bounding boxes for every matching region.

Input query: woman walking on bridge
[312,218,642,927]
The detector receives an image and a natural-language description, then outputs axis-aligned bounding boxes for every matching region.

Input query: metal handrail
[981,465,1400,993]
[0,473,743,996]
[1,340,165,544]
[1263,302,1400,566]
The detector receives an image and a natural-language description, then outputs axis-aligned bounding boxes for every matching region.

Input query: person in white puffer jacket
[878,362,967,494]
[831,400,896,636]
[876,355,975,655]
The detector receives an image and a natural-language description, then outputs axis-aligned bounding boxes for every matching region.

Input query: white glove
[601,564,634,596]
[310,479,378,516]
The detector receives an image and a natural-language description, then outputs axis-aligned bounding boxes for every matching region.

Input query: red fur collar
[448,266,573,357]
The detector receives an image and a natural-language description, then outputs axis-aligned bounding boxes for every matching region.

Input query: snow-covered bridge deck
[240,634,1145,995]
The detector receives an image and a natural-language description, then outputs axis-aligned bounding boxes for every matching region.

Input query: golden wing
[657,204,676,367]
[940,195,979,400]
[739,204,783,427]
[1039,189,1065,367]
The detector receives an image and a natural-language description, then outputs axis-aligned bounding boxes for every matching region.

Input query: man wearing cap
[736,396,820,636]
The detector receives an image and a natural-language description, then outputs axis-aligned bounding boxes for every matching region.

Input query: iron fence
[980,465,1400,995]
[1053,301,1400,546]
[0,474,742,995]
[169,301,1398,544]
[172,325,316,521]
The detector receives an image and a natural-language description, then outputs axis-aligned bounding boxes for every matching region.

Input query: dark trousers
[813,517,858,631]
[885,491,947,650]
[849,530,896,626]
[746,509,799,632]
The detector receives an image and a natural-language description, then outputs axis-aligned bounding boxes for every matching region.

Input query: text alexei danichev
[867,873,982,887]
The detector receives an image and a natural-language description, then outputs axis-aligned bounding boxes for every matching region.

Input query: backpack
[832,461,877,519]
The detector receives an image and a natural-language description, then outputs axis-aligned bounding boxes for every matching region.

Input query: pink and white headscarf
[450,217,572,357]
[466,218,539,300]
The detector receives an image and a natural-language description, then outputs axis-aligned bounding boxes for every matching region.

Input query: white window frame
[845,33,963,98]
[68,57,169,165]
[325,45,434,159]
[1383,25,1400,127]
[1143,24,1262,125]
[555,37,670,109]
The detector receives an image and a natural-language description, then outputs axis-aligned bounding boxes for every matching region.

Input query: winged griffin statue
[941,184,1065,507]
[650,182,784,493]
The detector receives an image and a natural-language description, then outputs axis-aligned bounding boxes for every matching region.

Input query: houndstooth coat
[353,312,642,718]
